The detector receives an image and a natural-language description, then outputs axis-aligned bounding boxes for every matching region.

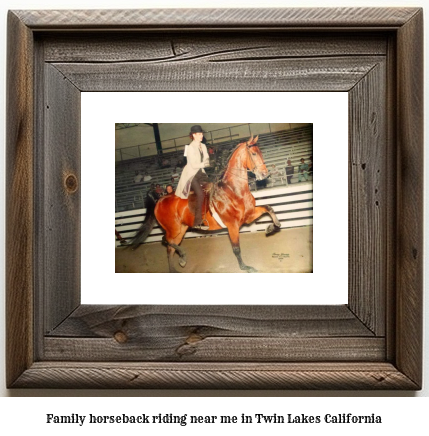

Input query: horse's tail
[130,192,158,249]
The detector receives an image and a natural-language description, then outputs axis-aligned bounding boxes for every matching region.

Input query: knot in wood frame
[64,174,78,193]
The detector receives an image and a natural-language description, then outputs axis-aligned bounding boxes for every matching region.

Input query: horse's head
[244,135,268,180]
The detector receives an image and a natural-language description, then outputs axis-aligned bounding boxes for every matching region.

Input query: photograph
[115,123,313,273]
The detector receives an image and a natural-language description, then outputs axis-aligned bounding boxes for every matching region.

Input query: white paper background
[1,397,429,434]
[1,0,428,401]
[82,92,348,305]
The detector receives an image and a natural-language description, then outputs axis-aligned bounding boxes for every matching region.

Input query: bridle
[221,141,266,180]
[245,141,260,173]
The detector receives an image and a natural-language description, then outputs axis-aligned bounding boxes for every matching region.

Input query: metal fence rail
[115,183,313,247]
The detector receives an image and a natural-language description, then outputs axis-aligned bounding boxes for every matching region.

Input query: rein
[223,167,253,181]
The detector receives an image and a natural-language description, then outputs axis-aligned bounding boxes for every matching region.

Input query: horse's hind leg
[166,245,179,273]
[163,224,188,272]
[163,236,187,268]
[228,225,257,273]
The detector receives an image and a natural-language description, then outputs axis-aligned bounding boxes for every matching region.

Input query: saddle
[188,182,213,217]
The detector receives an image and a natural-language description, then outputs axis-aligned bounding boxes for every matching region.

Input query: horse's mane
[225,141,247,165]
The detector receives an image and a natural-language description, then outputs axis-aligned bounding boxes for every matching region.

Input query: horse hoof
[266,224,274,234]
[242,266,257,273]
[266,224,281,235]
[179,259,187,268]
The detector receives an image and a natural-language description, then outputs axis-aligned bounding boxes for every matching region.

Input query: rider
[175,125,210,230]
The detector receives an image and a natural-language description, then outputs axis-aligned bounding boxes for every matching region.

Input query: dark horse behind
[130,136,281,272]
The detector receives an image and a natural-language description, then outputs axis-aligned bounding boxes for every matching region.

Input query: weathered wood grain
[44,337,385,362]
[42,33,387,63]
[43,64,81,333]
[395,9,423,388]
[11,362,419,390]
[52,56,384,92]
[14,8,420,29]
[385,34,398,364]
[33,37,47,361]
[6,11,34,389]
[42,304,383,363]
[348,61,386,335]
[47,305,373,338]
[44,305,379,361]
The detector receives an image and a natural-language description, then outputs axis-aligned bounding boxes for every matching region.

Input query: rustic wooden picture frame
[6,8,423,389]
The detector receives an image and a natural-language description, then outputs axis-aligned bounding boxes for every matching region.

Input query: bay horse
[131,136,281,272]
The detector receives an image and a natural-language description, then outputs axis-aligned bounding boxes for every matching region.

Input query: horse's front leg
[246,205,281,235]
[227,225,257,273]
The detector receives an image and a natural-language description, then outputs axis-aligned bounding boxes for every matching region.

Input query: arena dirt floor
[115,226,312,273]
